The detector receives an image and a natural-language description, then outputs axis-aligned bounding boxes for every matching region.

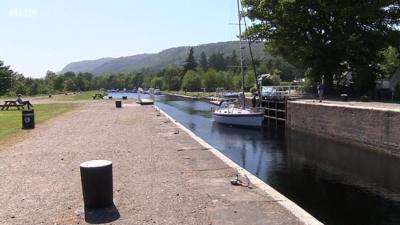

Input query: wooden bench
[1,101,24,110]
[92,94,104,99]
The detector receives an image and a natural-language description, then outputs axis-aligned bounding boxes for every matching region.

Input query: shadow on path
[84,204,120,224]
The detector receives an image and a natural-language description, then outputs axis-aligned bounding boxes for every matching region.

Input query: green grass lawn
[0,103,79,145]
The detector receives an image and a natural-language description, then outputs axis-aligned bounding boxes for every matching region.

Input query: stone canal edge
[157,106,323,225]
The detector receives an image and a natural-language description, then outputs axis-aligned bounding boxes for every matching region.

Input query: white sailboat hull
[213,110,264,127]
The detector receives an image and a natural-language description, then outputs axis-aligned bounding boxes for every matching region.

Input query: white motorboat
[212,0,264,128]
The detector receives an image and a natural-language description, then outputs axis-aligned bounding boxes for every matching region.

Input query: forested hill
[60,41,270,75]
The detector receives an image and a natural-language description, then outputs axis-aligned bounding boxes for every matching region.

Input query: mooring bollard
[115,101,122,108]
[122,96,127,100]
[22,109,35,129]
[108,96,113,99]
[80,160,113,208]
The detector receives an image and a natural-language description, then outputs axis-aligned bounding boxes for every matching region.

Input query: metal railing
[261,85,304,100]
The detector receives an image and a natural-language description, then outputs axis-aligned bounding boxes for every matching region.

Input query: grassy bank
[0,103,79,147]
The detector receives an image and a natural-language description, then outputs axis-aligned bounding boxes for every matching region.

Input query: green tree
[208,52,227,71]
[199,51,209,71]
[242,0,400,93]
[244,70,255,91]
[380,46,400,79]
[161,67,181,90]
[74,75,89,91]
[184,47,197,72]
[0,61,15,95]
[227,50,239,71]
[142,75,153,89]
[181,70,201,91]
[202,69,217,91]
[150,77,163,88]
[64,78,78,92]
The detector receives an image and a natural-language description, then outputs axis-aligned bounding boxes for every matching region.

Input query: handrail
[261,85,304,99]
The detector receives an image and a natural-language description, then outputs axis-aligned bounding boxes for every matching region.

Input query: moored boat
[212,0,264,128]
[213,101,264,127]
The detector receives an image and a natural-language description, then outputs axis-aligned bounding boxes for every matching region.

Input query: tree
[150,77,163,88]
[242,0,400,93]
[227,50,239,70]
[181,70,201,91]
[161,67,181,91]
[64,78,78,91]
[199,51,209,71]
[0,61,15,95]
[208,52,227,71]
[183,47,197,72]
[74,75,89,91]
[202,69,217,91]
[380,46,400,79]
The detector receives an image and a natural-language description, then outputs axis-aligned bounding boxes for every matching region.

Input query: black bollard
[22,109,35,129]
[108,96,113,99]
[122,96,127,100]
[80,160,113,208]
[115,101,122,108]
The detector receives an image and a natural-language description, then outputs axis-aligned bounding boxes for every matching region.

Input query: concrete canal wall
[286,101,400,156]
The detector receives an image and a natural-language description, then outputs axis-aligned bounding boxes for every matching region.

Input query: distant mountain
[59,41,270,75]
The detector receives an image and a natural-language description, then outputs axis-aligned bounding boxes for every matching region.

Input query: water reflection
[109,93,400,225]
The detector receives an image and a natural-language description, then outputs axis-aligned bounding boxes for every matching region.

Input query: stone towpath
[0,100,310,225]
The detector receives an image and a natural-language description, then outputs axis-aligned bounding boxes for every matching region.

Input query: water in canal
[111,93,400,225]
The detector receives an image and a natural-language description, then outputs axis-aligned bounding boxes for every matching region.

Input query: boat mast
[237,0,245,109]
[242,12,261,106]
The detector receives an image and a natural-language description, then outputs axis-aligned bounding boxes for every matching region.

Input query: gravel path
[0,101,303,225]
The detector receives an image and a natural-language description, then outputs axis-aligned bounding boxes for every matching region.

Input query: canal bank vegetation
[0,103,79,149]
[0,50,297,96]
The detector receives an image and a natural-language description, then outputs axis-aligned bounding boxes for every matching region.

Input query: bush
[249,86,257,94]
[181,70,202,91]
[394,83,400,101]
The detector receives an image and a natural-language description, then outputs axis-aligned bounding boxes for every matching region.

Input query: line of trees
[2,40,398,97]
[0,48,298,96]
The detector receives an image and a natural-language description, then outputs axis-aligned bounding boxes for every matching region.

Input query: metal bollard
[122,96,127,100]
[80,160,113,208]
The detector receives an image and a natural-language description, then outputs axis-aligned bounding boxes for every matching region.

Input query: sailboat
[212,0,264,127]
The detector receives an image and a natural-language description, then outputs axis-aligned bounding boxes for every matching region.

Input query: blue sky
[1,0,240,77]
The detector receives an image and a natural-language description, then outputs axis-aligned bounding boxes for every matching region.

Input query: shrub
[249,86,257,94]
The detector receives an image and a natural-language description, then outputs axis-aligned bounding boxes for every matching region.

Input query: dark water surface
[112,93,400,225]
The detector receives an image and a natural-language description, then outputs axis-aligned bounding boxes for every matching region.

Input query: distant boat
[137,93,154,105]
[148,88,155,95]
[212,0,264,128]
[154,89,162,95]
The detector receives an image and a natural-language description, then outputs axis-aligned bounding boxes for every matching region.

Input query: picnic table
[1,101,24,110]
[92,93,105,99]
